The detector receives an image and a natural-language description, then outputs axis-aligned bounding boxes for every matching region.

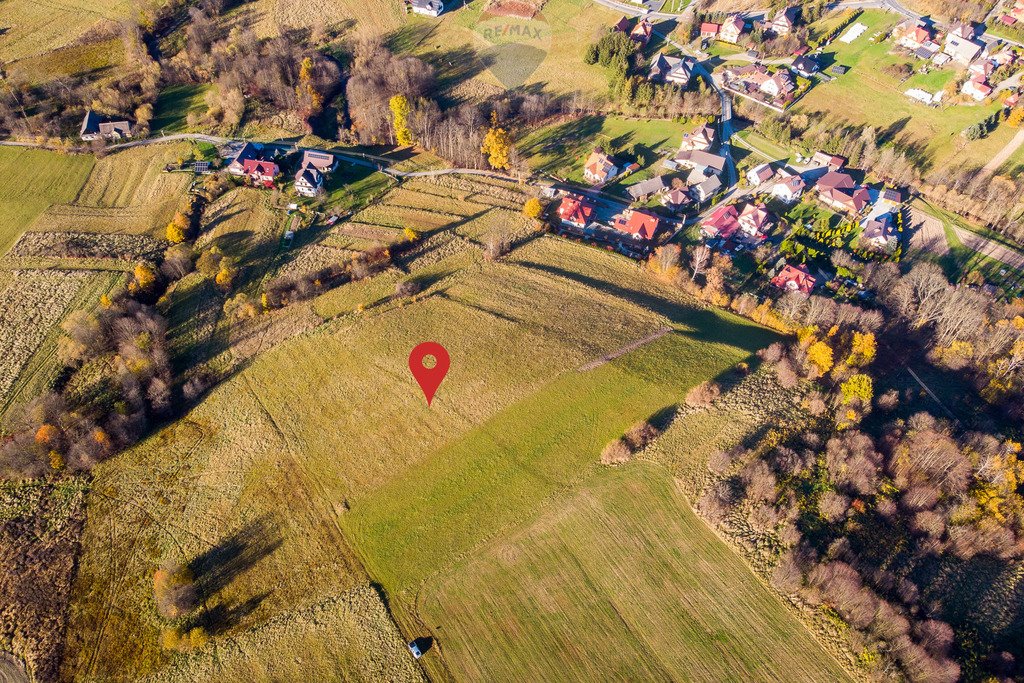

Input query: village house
[556,193,596,229]
[228,143,281,188]
[815,171,870,214]
[79,110,132,141]
[701,203,741,239]
[771,6,799,35]
[410,0,444,16]
[671,149,727,177]
[746,162,774,186]
[944,30,984,66]
[810,152,846,171]
[679,123,717,152]
[701,22,721,39]
[896,20,933,51]
[611,209,660,240]
[720,16,746,44]
[648,53,693,86]
[612,16,631,33]
[701,201,773,241]
[962,77,993,102]
[761,70,796,98]
[294,167,323,197]
[771,172,806,203]
[771,263,816,294]
[860,212,896,249]
[790,55,819,78]
[243,159,279,188]
[723,64,773,91]
[737,202,773,239]
[630,19,653,45]
[293,149,337,197]
[662,186,692,211]
[627,175,667,202]
[584,148,619,184]
[692,174,723,202]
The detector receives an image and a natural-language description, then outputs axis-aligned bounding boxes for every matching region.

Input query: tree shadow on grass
[517,116,606,175]
[514,260,778,353]
[189,516,282,599]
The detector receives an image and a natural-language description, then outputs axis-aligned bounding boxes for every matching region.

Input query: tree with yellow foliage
[215,258,239,292]
[846,331,877,367]
[841,373,873,405]
[389,94,414,146]
[296,57,324,118]
[1008,106,1024,128]
[165,211,189,243]
[481,118,513,170]
[807,340,834,375]
[129,262,159,297]
[523,197,543,220]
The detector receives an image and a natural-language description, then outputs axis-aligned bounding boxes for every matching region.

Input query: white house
[410,0,443,16]
[294,167,323,197]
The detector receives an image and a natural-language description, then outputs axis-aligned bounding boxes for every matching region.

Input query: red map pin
[409,342,450,406]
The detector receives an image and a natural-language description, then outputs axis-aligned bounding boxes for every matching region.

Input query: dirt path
[982,128,1024,175]
[578,326,672,372]
[952,226,1024,270]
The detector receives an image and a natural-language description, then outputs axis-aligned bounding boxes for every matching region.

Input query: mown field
[420,464,851,682]
[0,148,94,255]
[797,10,1007,173]
[0,0,131,62]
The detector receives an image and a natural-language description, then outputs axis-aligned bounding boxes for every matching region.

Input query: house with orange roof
[583,148,619,184]
[612,209,660,240]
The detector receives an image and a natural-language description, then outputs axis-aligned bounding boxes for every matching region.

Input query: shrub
[153,562,198,620]
[623,420,661,451]
[686,380,721,407]
[601,438,632,465]
[395,279,422,298]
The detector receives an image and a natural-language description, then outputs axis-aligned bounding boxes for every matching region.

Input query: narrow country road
[981,128,1024,175]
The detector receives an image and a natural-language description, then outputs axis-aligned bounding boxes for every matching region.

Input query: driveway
[953,226,1024,270]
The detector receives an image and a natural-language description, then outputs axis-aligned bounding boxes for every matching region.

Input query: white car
[408,641,423,659]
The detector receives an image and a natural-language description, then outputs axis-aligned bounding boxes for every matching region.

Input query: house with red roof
[556,193,596,229]
[242,158,279,188]
[771,263,816,294]
[962,77,993,101]
[701,204,740,239]
[630,19,653,44]
[612,209,660,240]
[815,171,870,214]
[701,202,772,241]
[701,22,721,39]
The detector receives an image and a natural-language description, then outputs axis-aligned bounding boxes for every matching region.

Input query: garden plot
[0,270,95,401]
[355,205,461,233]
[28,205,153,235]
[9,232,164,262]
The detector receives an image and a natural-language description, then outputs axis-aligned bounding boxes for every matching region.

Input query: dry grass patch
[0,0,129,62]
[0,270,96,402]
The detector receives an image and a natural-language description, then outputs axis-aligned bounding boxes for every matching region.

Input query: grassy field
[7,37,123,84]
[55,216,857,681]
[518,114,691,190]
[152,85,211,133]
[0,0,131,62]
[797,10,1006,173]
[393,0,614,99]
[0,148,94,255]
[420,464,851,682]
